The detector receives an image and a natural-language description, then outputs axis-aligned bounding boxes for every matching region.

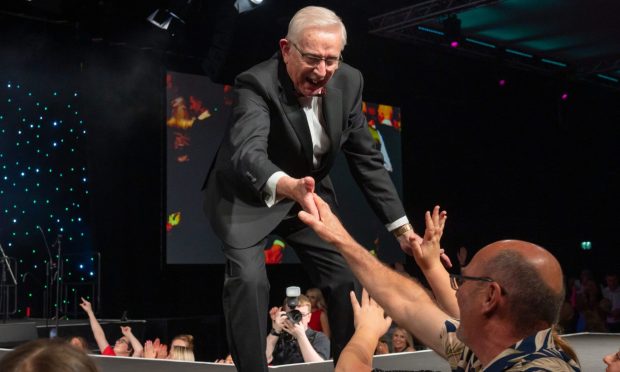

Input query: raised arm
[411,206,459,318]
[121,326,143,357]
[298,194,449,355]
[336,289,392,372]
[79,297,110,354]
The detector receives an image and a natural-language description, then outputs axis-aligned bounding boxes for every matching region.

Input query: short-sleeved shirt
[440,319,581,371]
[270,328,330,365]
[102,345,116,356]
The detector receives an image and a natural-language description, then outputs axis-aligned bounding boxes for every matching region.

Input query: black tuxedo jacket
[204,53,405,248]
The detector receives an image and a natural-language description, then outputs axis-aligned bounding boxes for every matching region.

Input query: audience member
[168,345,195,361]
[266,294,329,365]
[305,288,331,338]
[602,272,620,332]
[575,275,607,332]
[604,349,620,371]
[299,194,581,371]
[0,338,98,372]
[171,334,195,350]
[69,336,89,352]
[79,297,143,357]
[390,327,415,353]
[374,337,389,355]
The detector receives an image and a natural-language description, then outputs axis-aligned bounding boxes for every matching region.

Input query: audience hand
[350,289,392,341]
[143,340,156,359]
[410,206,447,271]
[457,246,468,267]
[79,297,93,314]
[156,342,168,359]
[375,339,389,355]
[120,326,133,337]
[298,193,353,246]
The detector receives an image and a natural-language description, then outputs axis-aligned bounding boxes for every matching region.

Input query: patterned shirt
[440,319,581,371]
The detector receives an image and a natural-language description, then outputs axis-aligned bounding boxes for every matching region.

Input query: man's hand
[350,289,392,340]
[298,193,353,247]
[269,306,286,333]
[396,229,422,256]
[282,319,306,340]
[276,176,318,219]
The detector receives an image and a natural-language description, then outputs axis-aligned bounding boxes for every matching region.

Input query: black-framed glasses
[450,274,506,294]
[289,41,342,68]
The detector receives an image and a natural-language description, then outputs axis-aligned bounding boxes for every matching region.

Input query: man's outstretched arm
[298,194,449,355]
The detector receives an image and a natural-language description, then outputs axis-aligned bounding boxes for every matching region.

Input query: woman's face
[392,329,408,351]
[113,337,131,355]
[603,350,620,372]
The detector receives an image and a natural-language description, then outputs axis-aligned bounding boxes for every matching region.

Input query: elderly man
[203,6,419,371]
[299,194,581,371]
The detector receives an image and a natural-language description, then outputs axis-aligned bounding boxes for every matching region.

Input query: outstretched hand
[410,206,449,271]
[298,193,352,247]
[79,297,93,314]
[350,289,392,338]
[277,176,318,219]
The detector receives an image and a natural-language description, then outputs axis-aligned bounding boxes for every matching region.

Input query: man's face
[280,25,343,97]
[299,304,312,328]
[455,258,486,344]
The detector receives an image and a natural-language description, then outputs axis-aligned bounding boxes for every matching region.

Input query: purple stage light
[450,41,459,48]
[561,92,568,100]
[498,79,506,86]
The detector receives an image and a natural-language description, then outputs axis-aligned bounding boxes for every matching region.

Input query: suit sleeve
[340,69,407,225]
[228,72,282,197]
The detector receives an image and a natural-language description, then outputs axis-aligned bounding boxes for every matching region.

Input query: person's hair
[171,334,194,351]
[551,325,579,364]
[69,336,89,351]
[0,338,98,372]
[392,327,414,352]
[282,294,312,312]
[286,6,347,48]
[306,288,328,311]
[168,346,195,361]
[484,249,564,335]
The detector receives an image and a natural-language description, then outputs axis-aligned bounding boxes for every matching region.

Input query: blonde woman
[306,288,331,338]
[391,327,415,353]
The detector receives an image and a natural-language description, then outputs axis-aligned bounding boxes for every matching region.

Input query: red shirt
[102,345,116,356]
[308,308,323,332]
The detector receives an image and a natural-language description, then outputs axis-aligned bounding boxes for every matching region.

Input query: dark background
[1,0,619,356]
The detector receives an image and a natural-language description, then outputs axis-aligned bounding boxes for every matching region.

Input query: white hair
[286,6,347,49]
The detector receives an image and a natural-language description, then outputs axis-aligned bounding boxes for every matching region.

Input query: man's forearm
[297,334,324,363]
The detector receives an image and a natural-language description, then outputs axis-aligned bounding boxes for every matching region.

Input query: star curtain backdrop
[0,79,96,319]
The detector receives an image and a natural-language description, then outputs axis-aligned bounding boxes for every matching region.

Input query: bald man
[299,194,581,371]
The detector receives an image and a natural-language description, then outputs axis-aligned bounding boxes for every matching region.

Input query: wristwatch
[270,328,281,337]
[392,223,413,238]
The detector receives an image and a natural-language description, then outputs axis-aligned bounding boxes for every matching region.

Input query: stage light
[443,14,461,47]
[147,0,193,36]
[235,0,265,13]
[560,92,568,101]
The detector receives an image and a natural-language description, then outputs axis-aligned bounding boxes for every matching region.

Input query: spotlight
[443,14,461,47]
[235,0,265,13]
[560,92,568,101]
[147,0,193,35]
[498,79,506,87]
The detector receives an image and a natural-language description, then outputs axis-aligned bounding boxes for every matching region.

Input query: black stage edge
[0,333,618,371]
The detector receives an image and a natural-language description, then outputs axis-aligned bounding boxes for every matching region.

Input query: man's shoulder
[505,352,580,372]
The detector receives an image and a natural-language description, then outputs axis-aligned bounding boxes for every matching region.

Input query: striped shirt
[440,319,581,371]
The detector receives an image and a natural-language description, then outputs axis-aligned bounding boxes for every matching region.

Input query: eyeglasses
[289,41,342,68]
[450,274,507,294]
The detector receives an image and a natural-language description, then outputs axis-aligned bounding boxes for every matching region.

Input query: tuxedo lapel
[278,61,314,170]
[317,86,343,174]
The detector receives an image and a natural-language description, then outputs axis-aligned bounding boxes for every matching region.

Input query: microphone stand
[37,227,54,329]
[53,234,64,334]
[0,243,18,324]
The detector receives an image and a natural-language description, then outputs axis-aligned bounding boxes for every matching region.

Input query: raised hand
[144,340,156,359]
[410,206,446,271]
[79,297,93,314]
[350,289,392,339]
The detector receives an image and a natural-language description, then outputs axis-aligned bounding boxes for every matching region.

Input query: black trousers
[222,213,361,372]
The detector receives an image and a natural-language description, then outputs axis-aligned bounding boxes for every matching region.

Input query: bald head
[477,240,563,293]
[472,240,565,334]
